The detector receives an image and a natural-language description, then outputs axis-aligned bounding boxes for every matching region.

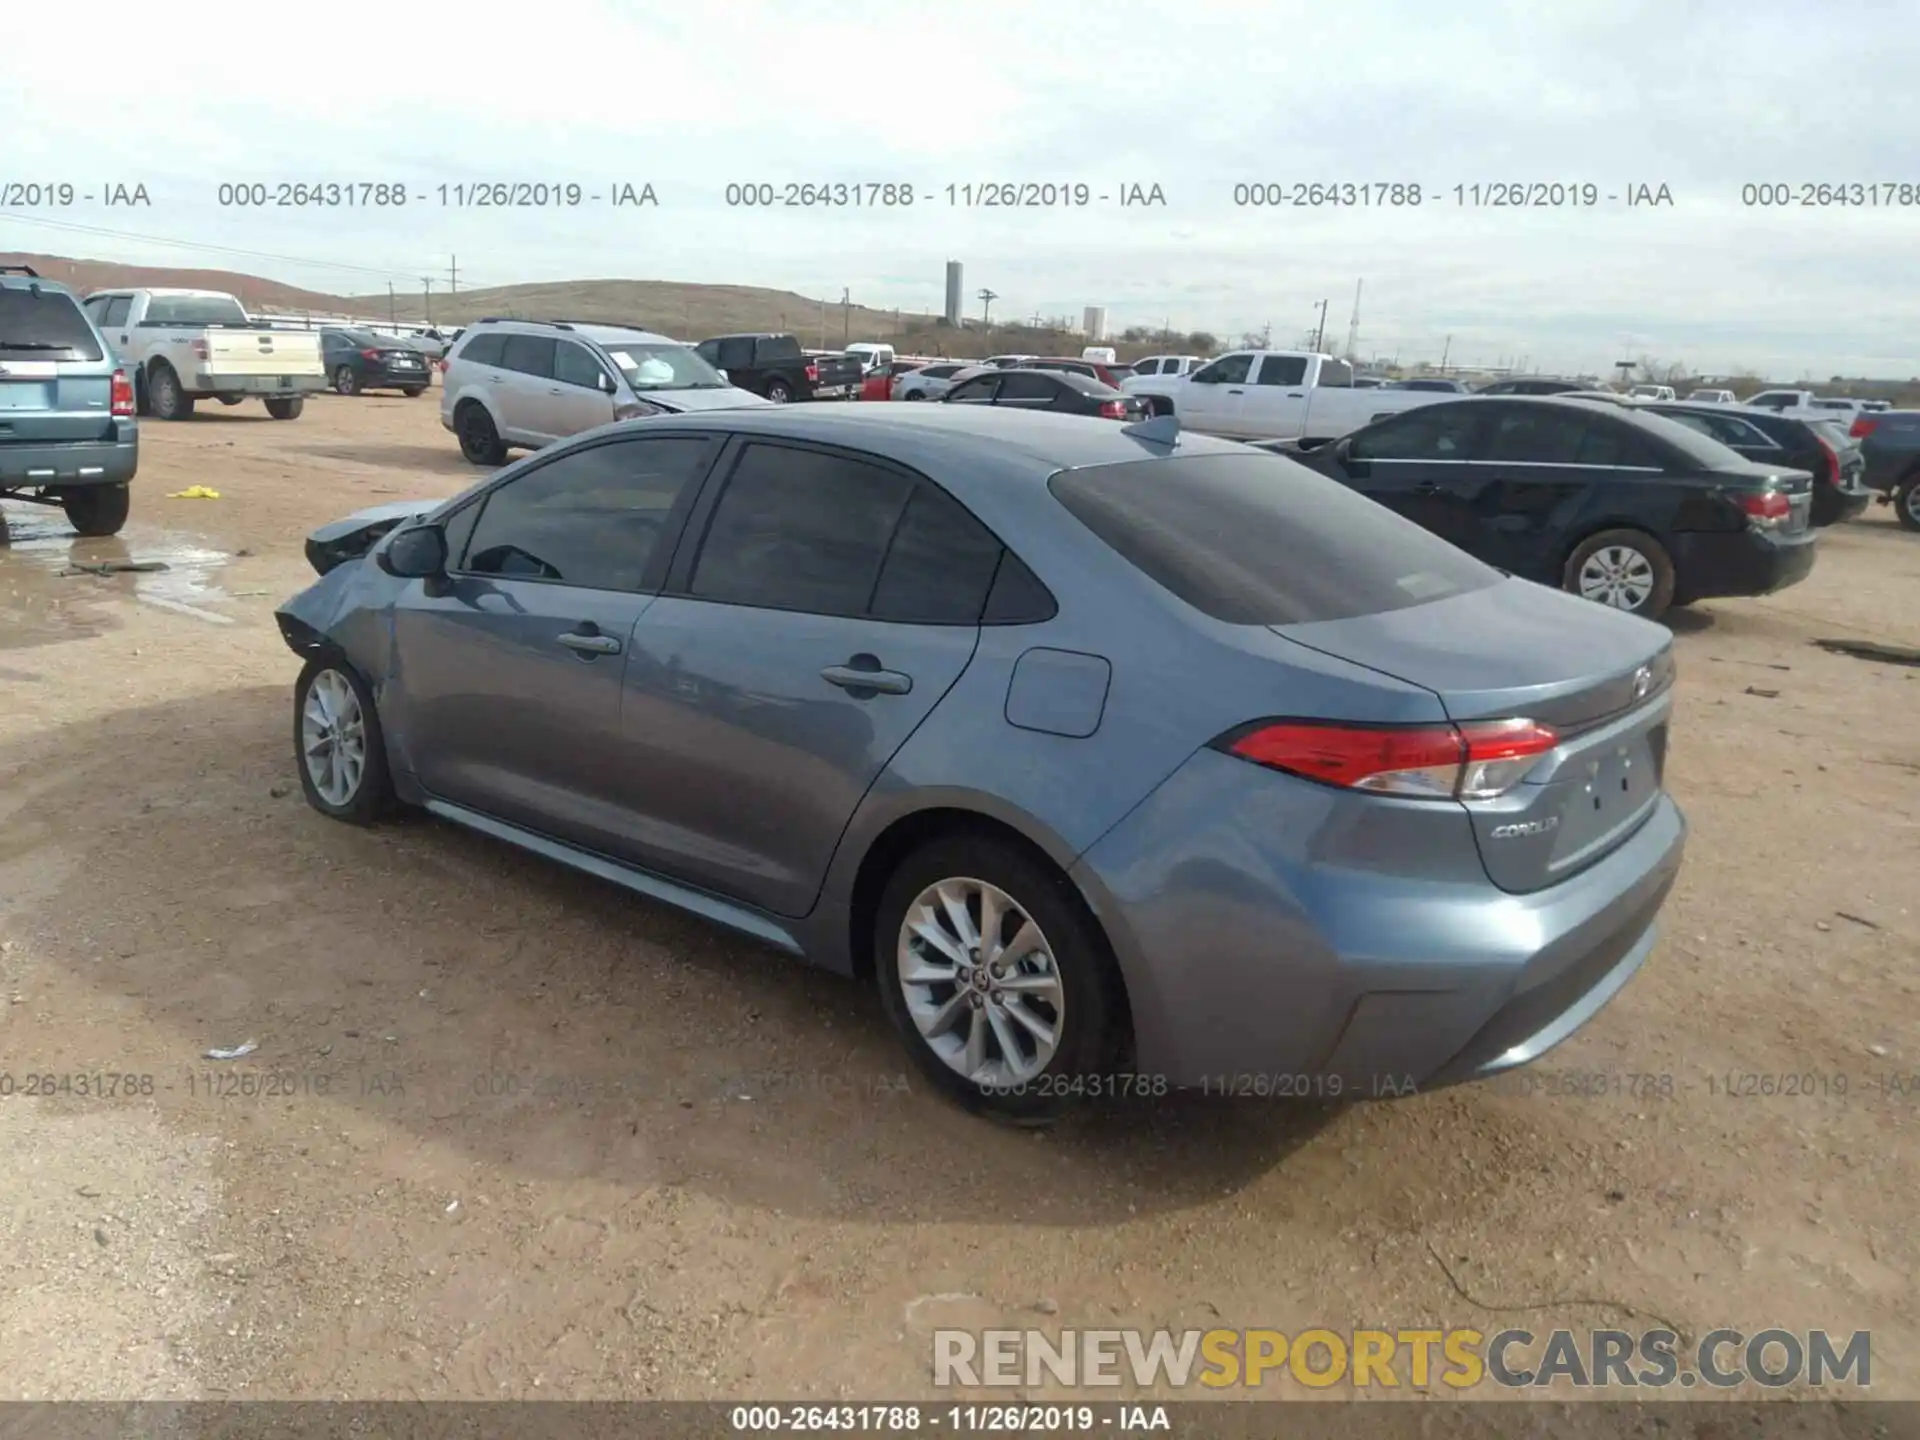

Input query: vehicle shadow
[282,442,484,479]
[1,684,1336,1226]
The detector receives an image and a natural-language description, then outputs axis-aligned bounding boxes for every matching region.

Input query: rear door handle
[557,625,621,657]
[1413,480,1442,494]
[1226,388,1245,394]
[821,656,912,696]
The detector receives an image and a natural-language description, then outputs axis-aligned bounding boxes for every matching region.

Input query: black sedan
[1633,401,1870,527]
[940,366,1149,420]
[319,328,433,397]
[1263,396,1817,622]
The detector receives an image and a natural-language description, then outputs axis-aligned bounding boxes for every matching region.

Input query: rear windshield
[142,294,251,326]
[1809,419,1853,447]
[1616,407,1756,468]
[1048,452,1501,625]
[1055,370,1120,396]
[0,285,104,361]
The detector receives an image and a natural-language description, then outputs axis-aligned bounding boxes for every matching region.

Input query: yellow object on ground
[166,486,222,499]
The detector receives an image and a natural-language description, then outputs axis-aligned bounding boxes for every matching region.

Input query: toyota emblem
[1632,665,1652,699]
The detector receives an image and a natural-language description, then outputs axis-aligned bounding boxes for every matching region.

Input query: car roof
[0,271,77,296]
[468,318,678,346]
[583,400,1247,476]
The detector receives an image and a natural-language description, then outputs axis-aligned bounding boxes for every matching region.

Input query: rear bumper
[1813,481,1873,526]
[362,366,431,387]
[1668,525,1816,605]
[0,435,138,489]
[189,372,327,397]
[1861,451,1917,494]
[809,383,858,400]
[1070,747,1687,1093]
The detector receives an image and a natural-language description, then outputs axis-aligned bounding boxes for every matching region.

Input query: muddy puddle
[0,501,235,649]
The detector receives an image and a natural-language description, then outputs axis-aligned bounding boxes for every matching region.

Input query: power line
[0,210,482,289]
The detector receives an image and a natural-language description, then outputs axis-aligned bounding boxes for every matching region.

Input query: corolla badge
[1491,817,1559,839]
[1632,665,1653,699]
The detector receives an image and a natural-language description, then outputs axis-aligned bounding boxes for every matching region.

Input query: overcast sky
[4,0,1916,377]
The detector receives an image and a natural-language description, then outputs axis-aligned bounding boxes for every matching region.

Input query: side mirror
[597,371,617,394]
[379,523,448,579]
[716,369,730,383]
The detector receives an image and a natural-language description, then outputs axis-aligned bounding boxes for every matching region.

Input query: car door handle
[820,657,912,696]
[1226,388,1245,394]
[548,387,564,395]
[1413,480,1442,494]
[557,626,621,656]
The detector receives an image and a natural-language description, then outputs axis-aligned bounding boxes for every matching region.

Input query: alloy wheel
[1577,545,1655,611]
[896,877,1064,1086]
[301,669,367,807]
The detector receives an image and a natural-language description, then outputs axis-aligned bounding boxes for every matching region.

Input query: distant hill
[0,253,348,313]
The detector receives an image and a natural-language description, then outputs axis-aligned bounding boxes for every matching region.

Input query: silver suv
[440,318,768,464]
[0,265,138,536]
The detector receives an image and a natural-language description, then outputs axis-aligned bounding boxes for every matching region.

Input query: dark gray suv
[0,265,138,536]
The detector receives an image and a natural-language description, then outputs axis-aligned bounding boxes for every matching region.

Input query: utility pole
[446,255,458,298]
[421,277,433,326]
[387,281,397,325]
[978,288,998,327]
[819,298,827,348]
[841,287,851,345]
[1440,334,1453,372]
[1344,280,1361,361]
[1312,298,1329,353]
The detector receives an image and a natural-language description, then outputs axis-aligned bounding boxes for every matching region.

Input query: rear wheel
[147,363,194,420]
[874,833,1121,1126]
[1896,478,1920,533]
[61,484,131,537]
[293,656,394,825]
[265,397,304,420]
[1563,528,1675,621]
[766,380,793,404]
[456,402,507,464]
[402,386,425,398]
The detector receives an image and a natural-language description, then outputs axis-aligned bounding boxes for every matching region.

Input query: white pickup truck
[1127,350,1446,442]
[79,287,327,421]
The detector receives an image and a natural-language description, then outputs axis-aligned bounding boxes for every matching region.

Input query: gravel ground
[0,391,1915,1404]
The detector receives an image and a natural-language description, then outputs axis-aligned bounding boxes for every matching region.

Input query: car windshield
[144,294,251,326]
[602,343,728,390]
[1049,452,1500,625]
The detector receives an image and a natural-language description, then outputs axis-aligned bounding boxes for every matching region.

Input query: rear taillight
[805,362,819,383]
[1850,416,1877,439]
[360,348,382,360]
[1814,434,1842,488]
[1220,717,1559,801]
[436,358,449,373]
[1098,399,1127,419]
[110,368,133,417]
[190,338,210,360]
[1739,490,1792,527]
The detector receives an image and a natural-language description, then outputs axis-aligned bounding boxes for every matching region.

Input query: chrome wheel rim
[1577,546,1655,610]
[301,669,366,807]
[1904,485,1920,524]
[897,877,1064,1086]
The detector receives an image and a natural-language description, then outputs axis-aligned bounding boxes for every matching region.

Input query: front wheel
[265,397,304,421]
[293,656,394,825]
[333,366,359,396]
[1896,478,1920,533]
[903,390,927,401]
[61,484,131,537]
[1563,528,1676,621]
[874,834,1121,1126]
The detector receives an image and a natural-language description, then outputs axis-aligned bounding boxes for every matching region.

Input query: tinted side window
[459,332,506,367]
[1051,454,1499,625]
[500,335,556,378]
[982,551,1058,624]
[462,436,713,590]
[716,337,754,370]
[870,484,1004,624]
[0,288,104,361]
[553,340,606,389]
[1196,354,1253,384]
[946,376,999,404]
[1349,404,1483,461]
[753,335,802,364]
[1255,356,1308,386]
[102,296,132,327]
[689,444,912,616]
[1483,407,1591,464]
[996,372,1057,402]
[1574,421,1659,467]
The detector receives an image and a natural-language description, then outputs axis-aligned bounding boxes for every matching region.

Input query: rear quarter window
[0,286,105,362]
[1049,453,1501,626]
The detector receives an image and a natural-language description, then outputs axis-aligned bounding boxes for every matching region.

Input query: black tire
[455,402,507,465]
[1561,528,1676,621]
[265,397,304,421]
[1896,478,1920,533]
[333,365,359,396]
[61,484,131,537]
[292,655,394,825]
[874,833,1121,1126]
[402,386,425,398]
[903,390,926,401]
[766,380,793,404]
[218,395,244,406]
[147,363,194,420]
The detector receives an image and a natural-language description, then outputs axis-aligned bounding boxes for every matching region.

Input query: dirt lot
[0,392,1916,1404]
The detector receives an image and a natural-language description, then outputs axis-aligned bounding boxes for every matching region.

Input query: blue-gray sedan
[277,406,1686,1122]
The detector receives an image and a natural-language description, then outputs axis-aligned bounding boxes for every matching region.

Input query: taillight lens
[360,348,382,360]
[1850,416,1877,439]
[190,338,210,360]
[110,368,133,417]
[1098,399,1127,419]
[1814,434,1842,488]
[805,363,819,383]
[1739,490,1792,527]
[436,358,449,372]
[1221,718,1559,801]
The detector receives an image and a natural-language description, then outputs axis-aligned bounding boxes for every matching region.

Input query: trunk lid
[0,363,115,444]
[204,328,324,377]
[1276,578,1674,893]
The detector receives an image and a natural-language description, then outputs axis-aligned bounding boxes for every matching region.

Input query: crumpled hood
[303,499,441,576]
